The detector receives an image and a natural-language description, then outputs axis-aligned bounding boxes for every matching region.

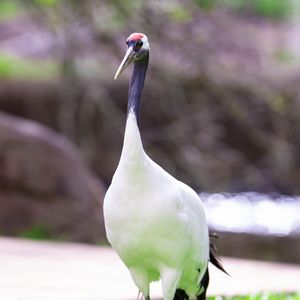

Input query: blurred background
[0,0,300,263]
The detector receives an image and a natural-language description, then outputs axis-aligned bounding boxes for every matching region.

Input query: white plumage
[103,33,213,300]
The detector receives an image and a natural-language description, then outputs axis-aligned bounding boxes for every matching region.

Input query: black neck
[127,55,149,127]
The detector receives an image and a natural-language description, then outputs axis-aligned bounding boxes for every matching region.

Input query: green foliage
[194,0,216,11]
[0,0,22,20]
[18,225,53,240]
[208,293,300,300]
[273,50,297,64]
[34,0,59,7]
[168,5,192,23]
[0,54,60,80]
[254,0,290,19]
[195,0,292,20]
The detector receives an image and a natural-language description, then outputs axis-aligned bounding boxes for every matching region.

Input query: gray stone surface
[0,112,105,242]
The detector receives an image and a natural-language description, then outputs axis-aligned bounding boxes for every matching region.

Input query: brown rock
[0,112,105,243]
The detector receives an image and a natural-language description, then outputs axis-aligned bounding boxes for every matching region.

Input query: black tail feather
[174,288,189,300]
[174,268,210,300]
[174,233,228,300]
[209,233,229,275]
[197,267,209,300]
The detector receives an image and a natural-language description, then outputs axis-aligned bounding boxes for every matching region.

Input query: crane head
[114,33,149,80]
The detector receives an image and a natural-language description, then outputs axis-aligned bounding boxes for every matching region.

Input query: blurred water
[201,192,300,236]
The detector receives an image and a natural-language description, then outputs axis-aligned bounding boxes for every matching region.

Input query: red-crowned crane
[103,33,226,300]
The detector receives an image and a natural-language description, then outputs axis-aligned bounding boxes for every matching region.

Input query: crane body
[104,33,224,300]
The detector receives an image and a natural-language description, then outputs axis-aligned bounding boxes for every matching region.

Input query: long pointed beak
[114,46,135,80]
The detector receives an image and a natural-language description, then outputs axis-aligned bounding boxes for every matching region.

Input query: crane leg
[137,291,150,300]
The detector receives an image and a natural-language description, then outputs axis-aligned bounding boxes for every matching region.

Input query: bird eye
[135,41,143,51]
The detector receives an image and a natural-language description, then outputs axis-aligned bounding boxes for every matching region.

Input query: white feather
[103,111,209,300]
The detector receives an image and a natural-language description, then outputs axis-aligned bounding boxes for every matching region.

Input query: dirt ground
[1,237,299,300]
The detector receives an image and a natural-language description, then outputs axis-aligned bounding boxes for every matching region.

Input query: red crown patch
[127,33,144,42]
